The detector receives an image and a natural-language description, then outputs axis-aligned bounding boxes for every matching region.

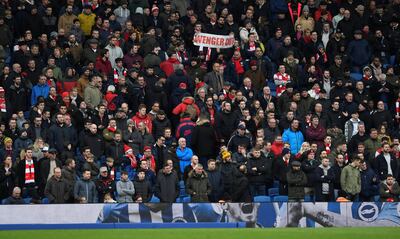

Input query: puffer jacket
[186,170,212,202]
[282,128,304,154]
[287,168,307,200]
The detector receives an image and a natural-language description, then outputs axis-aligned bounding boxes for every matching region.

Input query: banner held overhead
[193,33,235,49]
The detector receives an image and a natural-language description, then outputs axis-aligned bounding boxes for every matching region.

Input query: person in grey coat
[73,170,98,203]
[116,171,135,203]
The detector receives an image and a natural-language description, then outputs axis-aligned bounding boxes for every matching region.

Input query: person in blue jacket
[282,119,304,154]
[176,137,193,173]
[31,75,50,106]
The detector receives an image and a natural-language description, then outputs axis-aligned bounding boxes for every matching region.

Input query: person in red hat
[123,144,137,169]
[140,146,156,172]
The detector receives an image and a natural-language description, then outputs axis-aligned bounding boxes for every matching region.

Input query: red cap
[124,144,132,154]
[250,60,257,67]
[144,146,151,151]
[62,92,70,98]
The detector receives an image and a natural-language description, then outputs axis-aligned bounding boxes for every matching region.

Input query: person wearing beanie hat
[122,144,137,173]
[287,158,307,201]
[344,107,363,143]
[295,5,315,35]
[274,146,293,195]
[96,166,117,203]
[14,129,33,155]
[140,145,156,172]
[221,150,231,161]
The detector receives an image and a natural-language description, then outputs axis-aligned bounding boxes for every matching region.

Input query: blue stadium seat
[179,180,185,189]
[350,73,362,81]
[268,187,279,197]
[267,80,277,97]
[149,196,160,203]
[182,196,191,203]
[304,195,313,202]
[273,180,279,188]
[253,196,271,203]
[23,198,32,204]
[273,196,288,202]
[1,199,7,204]
[374,195,380,202]
[41,197,49,204]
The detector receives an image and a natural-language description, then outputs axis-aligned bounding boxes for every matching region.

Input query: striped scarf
[325,144,331,155]
[396,98,400,120]
[25,160,35,184]
[113,68,127,84]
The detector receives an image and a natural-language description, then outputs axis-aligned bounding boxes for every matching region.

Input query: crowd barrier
[0,202,398,229]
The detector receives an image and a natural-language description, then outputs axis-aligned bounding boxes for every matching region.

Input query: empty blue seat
[179,180,185,189]
[268,187,279,196]
[350,73,362,81]
[182,196,191,203]
[304,195,313,202]
[149,196,160,203]
[273,180,279,188]
[253,196,271,203]
[374,195,380,202]
[42,197,49,204]
[273,196,288,202]
[23,198,32,204]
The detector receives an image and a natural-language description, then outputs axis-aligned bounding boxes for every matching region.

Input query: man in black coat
[191,117,217,168]
[48,113,68,154]
[206,159,223,202]
[5,76,29,115]
[215,101,238,143]
[80,123,105,160]
[17,147,40,201]
[154,164,179,203]
[246,147,270,197]
[152,136,168,173]
[105,132,124,167]
[227,124,252,153]
[375,143,399,181]
[274,148,292,195]
[314,158,335,202]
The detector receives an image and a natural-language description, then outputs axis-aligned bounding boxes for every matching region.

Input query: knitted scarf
[232,57,245,75]
[113,68,127,84]
[25,160,35,184]
[325,143,331,155]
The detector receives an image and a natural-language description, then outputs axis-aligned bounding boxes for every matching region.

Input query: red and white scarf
[396,98,400,119]
[113,68,127,84]
[274,72,290,96]
[25,160,35,184]
[109,166,115,180]
[325,144,331,155]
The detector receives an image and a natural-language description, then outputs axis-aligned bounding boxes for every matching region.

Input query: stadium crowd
[0,0,400,204]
